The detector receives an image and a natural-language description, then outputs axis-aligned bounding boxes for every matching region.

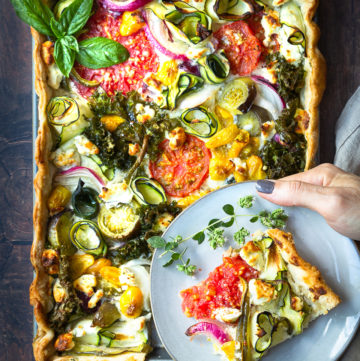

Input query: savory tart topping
[130,177,167,205]
[97,204,140,240]
[150,134,211,197]
[70,220,107,256]
[214,21,262,76]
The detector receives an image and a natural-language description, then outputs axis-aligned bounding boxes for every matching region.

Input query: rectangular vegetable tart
[10,0,325,359]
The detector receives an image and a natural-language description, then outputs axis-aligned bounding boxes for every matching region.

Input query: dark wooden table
[0,0,359,360]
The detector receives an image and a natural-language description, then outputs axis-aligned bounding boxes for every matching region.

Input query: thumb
[255,179,333,214]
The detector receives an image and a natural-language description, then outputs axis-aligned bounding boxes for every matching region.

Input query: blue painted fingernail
[256,180,275,194]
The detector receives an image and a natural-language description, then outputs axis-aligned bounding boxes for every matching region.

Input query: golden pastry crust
[30,1,325,359]
[295,0,326,170]
[267,229,341,315]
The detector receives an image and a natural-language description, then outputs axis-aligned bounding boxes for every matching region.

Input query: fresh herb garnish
[234,227,250,246]
[77,37,130,69]
[10,0,129,76]
[148,196,288,276]
[239,195,255,208]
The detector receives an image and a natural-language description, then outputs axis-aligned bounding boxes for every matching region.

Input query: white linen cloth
[334,87,360,176]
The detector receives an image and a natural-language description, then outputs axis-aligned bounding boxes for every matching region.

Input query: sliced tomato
[149,135,211,198]
[181,255,258,319]
[73,8,159,98]
[213,20,262,76]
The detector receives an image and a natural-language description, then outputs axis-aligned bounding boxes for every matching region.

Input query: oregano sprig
[10,0,129,77]
[148,195,288,276]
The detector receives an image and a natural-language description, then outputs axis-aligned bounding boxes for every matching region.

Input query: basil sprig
[77,37,130,69]
[10,0,130,77]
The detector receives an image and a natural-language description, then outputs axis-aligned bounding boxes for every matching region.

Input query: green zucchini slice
[163,73,204,110]
[47,96,89,145]
[130,177,166,205]
[47,96,80,127]
[71,68,101,88]
[198,50,230,84]
[254,311,275,354]
[181,107,219,138]
[164,1,212,44]
[70,220,107,256]
[278,282,306,335]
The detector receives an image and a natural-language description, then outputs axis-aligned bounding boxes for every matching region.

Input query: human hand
[256,164,360,240]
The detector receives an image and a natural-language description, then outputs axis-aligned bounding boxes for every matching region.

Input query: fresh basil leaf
[10,0,54,36]
[223,204,234,215]
[147,236,166,249]
[50,17,66,38]
[193,231,205,244]
[62,35,79,52]
[60,0,93,35]
[54,38,75,77]
[77,37,129,69]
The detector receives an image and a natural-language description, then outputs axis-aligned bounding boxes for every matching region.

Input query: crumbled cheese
[119,267,136,289]
[249,279,276,305]
[88,289,104,308]
[239,241,265,270]
[73,274,97,297]
[99,182,133,206]
[135,103,155,123]
[74,135,99,156]
[213,307,242,323]
[50,147,80,169]
[53,278,67,303]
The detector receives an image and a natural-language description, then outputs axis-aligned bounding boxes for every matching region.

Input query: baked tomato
[149,135,211,198]
[213,20,262,76]
[181,255,258,319]
[73,8,159,97]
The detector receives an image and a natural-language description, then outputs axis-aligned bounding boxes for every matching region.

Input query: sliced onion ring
[142,8,189,61]
[185,321,231,344]
[251,75,285,120]
[99,0,152,12]
[56,166,105,193]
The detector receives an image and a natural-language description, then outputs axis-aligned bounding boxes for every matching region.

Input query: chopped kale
[48,255,81,333]
[109,202,181,265]
[267,53,305,103]
[86,91,180,165]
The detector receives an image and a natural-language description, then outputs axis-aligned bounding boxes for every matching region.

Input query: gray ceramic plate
[151,182,360,361]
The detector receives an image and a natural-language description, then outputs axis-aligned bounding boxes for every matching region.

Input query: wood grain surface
[0,0,359,360]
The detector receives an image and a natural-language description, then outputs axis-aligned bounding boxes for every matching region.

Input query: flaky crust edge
[267,229,341,315]
[296,0,326,170]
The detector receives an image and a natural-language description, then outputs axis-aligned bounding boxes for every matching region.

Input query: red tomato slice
[213,20,262,76]
[149,135,211,198]
[73,8,159,98]
[181,255,258,319]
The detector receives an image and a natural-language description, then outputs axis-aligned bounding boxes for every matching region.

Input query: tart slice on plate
[181,229,341,361]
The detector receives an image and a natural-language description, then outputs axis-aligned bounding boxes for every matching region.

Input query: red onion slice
[185,321,231,344]
[56,166,105,193]
[251,75,285,120]
[142,9,189,61]
[99,0,152,12]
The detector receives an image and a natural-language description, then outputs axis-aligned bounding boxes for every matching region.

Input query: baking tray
[32,40,172,361]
